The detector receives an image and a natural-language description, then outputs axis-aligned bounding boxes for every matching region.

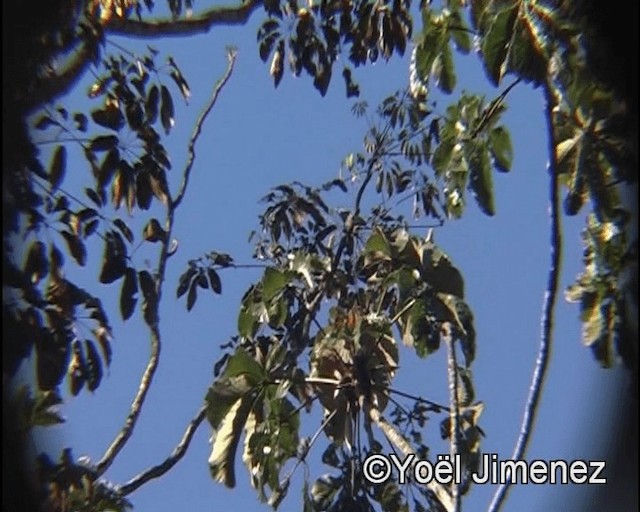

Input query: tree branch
[103,0,262,39]
[96,324,162,476]
[446,334,461,512]
[119,405,207,496]
[173,47,237,209]
[487,84,562,512]
[95,49,237,477]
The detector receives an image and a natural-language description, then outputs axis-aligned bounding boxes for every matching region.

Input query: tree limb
[487,84,562,512]
[96,324,162,476]
[446,334,461,512]
[104,0,263,38]
[119,405,207,496]
[173,47,237,209]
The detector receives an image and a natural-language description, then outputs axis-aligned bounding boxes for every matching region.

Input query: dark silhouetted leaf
[49,146,66,190]
[73,113,88,132]
[160,85,174,134]
[208,268,222,294]
[24,241,48,284]
[99,231,127,284]
[143,218,166,243]
[85,187,103,207]
[68,339,86,396]
[113,219,134,244]
[146,85,159,124]
[139,270,158,326]
[84,339,103,392]
[177,268,196,298]
[61,230,87,266]
[90,135,119,152]
[91,105,125,131]
[120,267,138,321]
[136,170,152,210]
[187,281,198,311]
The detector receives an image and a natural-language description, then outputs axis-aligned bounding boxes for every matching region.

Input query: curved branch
[173,48,237,209]
[487,84,562,512]
[104,0,262,38]
[96,325,161,476]
[119,405,207,496]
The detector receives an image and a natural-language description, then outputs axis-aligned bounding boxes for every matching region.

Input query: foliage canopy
[2,0,636,511]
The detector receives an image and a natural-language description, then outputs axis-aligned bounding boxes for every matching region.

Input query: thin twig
[487,84,562,512]
[173,48,237,209]
[119,405,207,496]
[95,50,237,477]
[446,334,461,512]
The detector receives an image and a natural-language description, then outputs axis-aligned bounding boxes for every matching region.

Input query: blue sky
[26,4,631,511]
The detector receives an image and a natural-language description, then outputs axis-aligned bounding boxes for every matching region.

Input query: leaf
[160,85,174,134]
[90,135,119,152]
[208,395,254,488]
[99,231,127,284]
[49,146,67,189]
[364,227,392,256]
[91,105,125,131]
[467,141,495,216]
[61,230,87,266]
[208,268,222,294]
[113,218,134,244]
[143,218,166,243]
[24,241,48,284]
[423,242,465,298]
[480,4,518,86]
[270,40,285,88]
[73,113,88,132]
[435,45,456,94]
[262,268,291,302]
[84,339,103,392]
[177,267,196,298]
[120,267,138,321]
[136,170,153,210]
[170,69,191,102]
[146,85,159,124]
[489,126,513,172]
[187,281,198,311]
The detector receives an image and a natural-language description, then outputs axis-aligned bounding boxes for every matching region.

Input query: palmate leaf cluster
[199,88,499,509]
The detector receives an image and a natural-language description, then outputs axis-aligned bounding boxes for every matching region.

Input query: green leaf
[489,126,513,172]
[262,268,291,302]
[423,242,465,298]
[222,348,264,383]
[49,146,66,189]
[364,227,392,256]
[480,4,518,86]
[435,45,456,94]
[467,141,495,216]
[208,395,254,488]
[238,306,257,339]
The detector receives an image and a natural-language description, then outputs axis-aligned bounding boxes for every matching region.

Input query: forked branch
[119,405,207,496]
